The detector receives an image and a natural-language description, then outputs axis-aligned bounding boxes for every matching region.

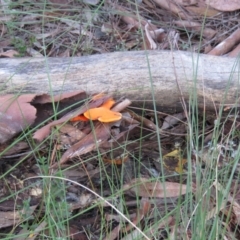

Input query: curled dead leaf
[173,0,197,5]
[208,28,240,56]
[228,43,240,57]
[103,152,129,165]
[0,94,37,144]
[185,6,220,17]
[123,178,188,198]
[0,50,19,58]
[153,0,189,19]
[174,20,216,39]
[161,112,186,130]
[206,0,240,11]
[51,122,111,167]
[0,205,38,228]
[83,0,100,5]
[122,198,151,233]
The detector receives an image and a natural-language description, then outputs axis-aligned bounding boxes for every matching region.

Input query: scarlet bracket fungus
[71,98,122,123]
[84,107,122,122]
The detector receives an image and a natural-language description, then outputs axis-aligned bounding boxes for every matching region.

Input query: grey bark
[1,50,240,108]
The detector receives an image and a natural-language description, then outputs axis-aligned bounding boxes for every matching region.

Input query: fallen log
[1,50,239,109]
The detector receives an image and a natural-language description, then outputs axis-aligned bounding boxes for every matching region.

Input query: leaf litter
[1,0,240,57]
[1,91,240,239]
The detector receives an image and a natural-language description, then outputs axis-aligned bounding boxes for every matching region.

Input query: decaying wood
[1,50,240,108]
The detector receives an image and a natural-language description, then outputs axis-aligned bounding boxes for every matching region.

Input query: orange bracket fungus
[71,98,122,123]
[84,107,122,122]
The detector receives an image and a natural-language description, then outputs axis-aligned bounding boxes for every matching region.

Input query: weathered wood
[1,50,240,108]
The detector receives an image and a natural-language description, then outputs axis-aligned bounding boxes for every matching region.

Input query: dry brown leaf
[103,225,121,240]
[200,28,217,40]
[0,40,11,49]
[49,0,69,4]
[123,178,188,198]
[60,19,80,29]
[101,22,114,34]
[161,112,186,130]
[60,20,93,38]
[145,22,158,49]
[122,198,151,233]
[158,29,180,49]
[16,221,47,240]
[58,48,70,57]
[20,14,40,28]
[68,226,88,240]
[185,6,220,17]
[120,13,143,29]
[208,28,240,56]
[35,29,60,40]
[100,122,139,160]
[153,0,189,19]
[125,39,139,50]
[173,0,197,5]
[212,181,240,226]
[70,193,94,210]
[0,91,86,144]
[118,214,175,240]
[52,122,111,167]
[231,203,240,225]
[111,99,132,112]
[125,109,161,132]
[0,50,19,58]
[0,205,37,229]
[0,24,7,36]
[0,141,29,156]
[149,29,165,42]
[121,230,143,240]
[144,22,166,50]
[224,184,240,225]
[26,48,43,57]
[174,20,216,39]
[204,44,213,54]
[54,123,87,149]
[206,0,240,11]
[0,94,37,144]
[115,5,157,30]
[83,0,100,5]
[228,42,240,57]
[105,212,136,222]
[143,0,156,8]
[0,16,12,22]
